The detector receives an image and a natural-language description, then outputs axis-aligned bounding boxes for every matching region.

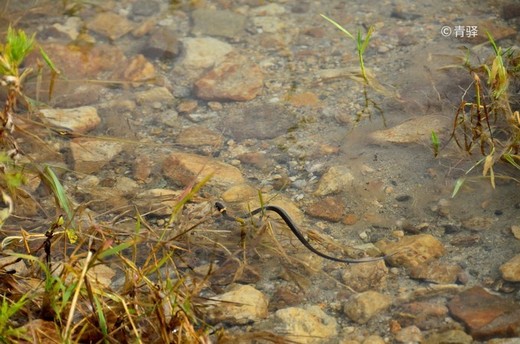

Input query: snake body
[215,202,386,264]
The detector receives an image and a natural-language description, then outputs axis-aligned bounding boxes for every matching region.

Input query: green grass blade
[431,130,440,157]
[451,177,466,198]
[41,165,73,221]
[97,239,139,260]
[39,46,59,74]
[320,14,354,40]
[360,26,374,54]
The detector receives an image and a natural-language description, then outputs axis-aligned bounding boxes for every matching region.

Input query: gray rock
[191,9,245,38]
[179,37,233,71]
[223,104,296,141]
[142,27,179,59]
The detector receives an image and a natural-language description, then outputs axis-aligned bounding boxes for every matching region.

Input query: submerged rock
[500,254,520,282]
[275,305,338,344]
[191,9,245,38]
[370,115,451,144]
[40,106,100,134]
[162,151,244,187]
[222,103,296,141]
[70,138,124,174]
[448,286,520,340]
[87,11,134,40]
[376,234,445,268]
[194,53,264,101]
[343,291,392,324]
[206,284,268,325]
[179,37,233,71]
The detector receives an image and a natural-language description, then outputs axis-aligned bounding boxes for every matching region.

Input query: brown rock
[394,325,423,344]
[448,286,520,340]
[206,284,268,325]
[177,100,198,114]
[221,183,258,203]
[314,165,354,196]
[500,254,520,282]
[275,305,338,344]
[511,225,520,240]
[397,301,449,330]
[409,260,463,284]
[133,154,153,182]
[32,43,125,79]
[462,216,495,231]
[375,234,445,268]
[343,291,392,324]
[306,196,345,222]
[341,260,388,292]
[194,54,263,101]
[40,106,100,134]
[133,188,180,216]
[288,92,321,107]
[343,213,359,225]
[176,126,223,147]
[70,138,124,173]
[111,54,155,85]
[142,27,179,59]
[503,4,520,20]
[424,330,473,344]
[162,151,244,187]
[88,11,134,40]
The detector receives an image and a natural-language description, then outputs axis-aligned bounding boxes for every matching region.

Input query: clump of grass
[450,32,520,196]
[320,14,391,122]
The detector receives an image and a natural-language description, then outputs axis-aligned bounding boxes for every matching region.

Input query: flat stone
[176,126,223,147]
[370,115,451,144]
[142,27,179,59]
[343,291,392,324]
[448,286,520,340]
[250,3,286,16]
[162,151,244,187]
[252,16,286,33]
[275,305,338,344]
[40,106,100,134]
[500,254,520,282]
[341,260,388,292]
[396,301,449,330]
[88,11,134,40]
[424,330,473,344]
[70,138,124,173]
[33,43,125,79]
[511,225,520,240]
[306,196,345,222]
[395,325,423,344]
[191,9,245,38]
[206,284,268,325]
[132,0,160,17]
[409,260,463,284]
[221,183,259,203]
[179,37,233,71]
[135,87,174,105]
[110,54,155,85]
[288,91,321,107]
[223,104,296,141]
[462,216,496,231]
[375,234,445,269]
[194,54,264,101]
[133,188,182,216]
[314,165,354,196]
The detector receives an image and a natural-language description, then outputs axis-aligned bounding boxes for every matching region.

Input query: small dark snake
[215,202,387,264]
